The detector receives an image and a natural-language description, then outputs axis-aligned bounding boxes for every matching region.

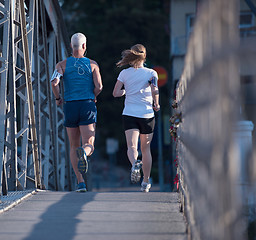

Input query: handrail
[173,0,247,239]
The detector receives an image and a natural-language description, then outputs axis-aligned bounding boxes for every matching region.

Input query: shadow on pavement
[22,191,96,240]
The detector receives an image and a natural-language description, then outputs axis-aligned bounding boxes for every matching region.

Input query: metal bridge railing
[173,0,252,239]
[0,0,74,196]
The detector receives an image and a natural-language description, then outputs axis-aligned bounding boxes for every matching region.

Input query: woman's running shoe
[77,147,88,174]
[131,159,143,183]
[141,181,151,192]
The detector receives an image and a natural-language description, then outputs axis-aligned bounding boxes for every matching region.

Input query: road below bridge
[0,190,187,240]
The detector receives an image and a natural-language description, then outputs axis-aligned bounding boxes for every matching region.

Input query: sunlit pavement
[0,189,187,240]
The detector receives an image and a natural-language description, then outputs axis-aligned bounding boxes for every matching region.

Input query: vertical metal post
[0,0,11,194]
[8,0,18,190]
[39,0,59,190]
[19,0,41,189]
[56,21,72,191]
[33,0,42,186]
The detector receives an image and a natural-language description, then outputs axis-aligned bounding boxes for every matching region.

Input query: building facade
[170,0,256,140]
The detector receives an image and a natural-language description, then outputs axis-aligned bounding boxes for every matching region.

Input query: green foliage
[61,0,170,154]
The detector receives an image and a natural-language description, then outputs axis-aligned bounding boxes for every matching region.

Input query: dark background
[60,0,172,184]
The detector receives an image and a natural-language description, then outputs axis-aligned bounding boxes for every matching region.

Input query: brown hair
[116,44,146,68]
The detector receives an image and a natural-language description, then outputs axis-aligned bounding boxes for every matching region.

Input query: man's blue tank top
[63,57,95,101]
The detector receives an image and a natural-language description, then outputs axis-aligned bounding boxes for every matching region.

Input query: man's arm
[91,61,103,99]
[51,61,64,105]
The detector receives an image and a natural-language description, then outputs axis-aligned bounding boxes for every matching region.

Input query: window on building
[239,11,256,38]
[240,11,254,28]
[186,14,195,36]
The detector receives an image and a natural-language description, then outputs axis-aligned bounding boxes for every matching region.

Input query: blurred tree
[60,0,170,162]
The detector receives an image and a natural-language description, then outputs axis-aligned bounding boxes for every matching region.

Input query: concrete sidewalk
[0,190,187,240]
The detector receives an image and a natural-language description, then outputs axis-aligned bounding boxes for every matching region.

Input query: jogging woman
[113,44,160,192]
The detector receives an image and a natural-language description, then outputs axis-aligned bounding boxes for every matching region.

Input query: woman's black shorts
[122,115,155,134]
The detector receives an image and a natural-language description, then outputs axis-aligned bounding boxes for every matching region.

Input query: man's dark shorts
[63,99,97,128]
[122,115,155,134]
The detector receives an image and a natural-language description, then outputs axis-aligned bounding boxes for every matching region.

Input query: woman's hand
[153,103,160,112]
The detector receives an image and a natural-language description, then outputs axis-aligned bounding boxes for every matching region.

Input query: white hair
[71,33,87,50]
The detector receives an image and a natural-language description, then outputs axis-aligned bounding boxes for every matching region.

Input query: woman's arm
[113,80,125,97]
[149,77,160,112]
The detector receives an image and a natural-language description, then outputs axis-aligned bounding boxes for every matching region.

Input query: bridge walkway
[0,189,187,240]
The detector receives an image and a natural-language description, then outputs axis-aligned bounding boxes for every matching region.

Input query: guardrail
[172,0,254,239]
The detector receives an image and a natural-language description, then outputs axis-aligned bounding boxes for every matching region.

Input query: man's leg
[66,127,84,184]
[79,123,96,156]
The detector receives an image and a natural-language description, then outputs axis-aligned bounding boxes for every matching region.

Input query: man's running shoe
[131,159,143,183]
[141,181,151,192]
[76,182,87,192]
[77,147,88,174]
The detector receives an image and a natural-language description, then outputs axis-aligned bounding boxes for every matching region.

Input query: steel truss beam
[0,0,73,195]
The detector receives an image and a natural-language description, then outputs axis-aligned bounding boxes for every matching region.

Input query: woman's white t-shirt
[117,66,158,118]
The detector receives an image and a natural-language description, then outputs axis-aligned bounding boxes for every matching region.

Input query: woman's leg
[66,127,84,183]
[140,133,153,183]
[79,123,96,156]
[125,129,140,165]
